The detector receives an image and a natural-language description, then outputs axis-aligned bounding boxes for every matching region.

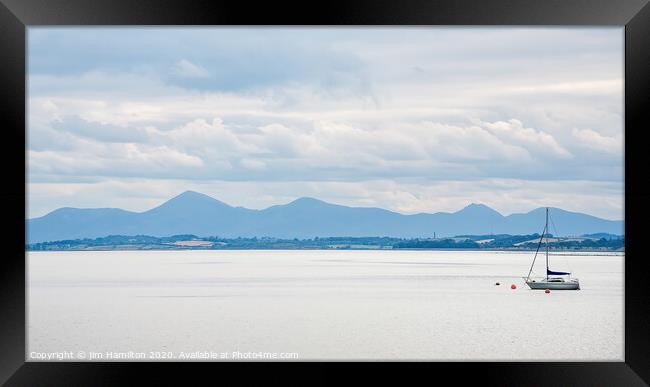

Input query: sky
[27,27,624,220]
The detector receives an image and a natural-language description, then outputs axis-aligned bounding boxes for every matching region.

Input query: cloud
[160,118,259,157]
[28,114,583,185]
[171,59,209,78]
[504,79,622,96]
[28,142,204,181]
[572,128,622,154]
[412,121,531,162]
[52,116,148,143]
[479,119,572,159]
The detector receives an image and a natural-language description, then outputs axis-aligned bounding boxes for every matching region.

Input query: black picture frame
[2,0,649,385]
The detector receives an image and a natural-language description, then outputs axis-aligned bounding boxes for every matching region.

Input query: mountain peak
[168,190,232,205]
[291,197,325,203]
[175,190,213,200]
[145,190,231,214]
[456,203,502,216]
[287,197,330,207]
[462,203,489,210]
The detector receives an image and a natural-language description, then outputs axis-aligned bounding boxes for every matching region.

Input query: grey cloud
[52,116,149,143]
[29,115,620,184]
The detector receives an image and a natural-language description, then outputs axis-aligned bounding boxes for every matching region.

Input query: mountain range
[27,190,624,243]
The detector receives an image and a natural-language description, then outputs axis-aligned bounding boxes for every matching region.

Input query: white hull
[524,278,580,290]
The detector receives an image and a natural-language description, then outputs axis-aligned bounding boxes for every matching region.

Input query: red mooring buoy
[495,282,500,286]
[545,289,550,294]
[511,284,517,289]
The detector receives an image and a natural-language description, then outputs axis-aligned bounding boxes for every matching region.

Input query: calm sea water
[27,250,623,360]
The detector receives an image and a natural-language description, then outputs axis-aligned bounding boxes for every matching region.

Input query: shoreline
[26,247,625,255]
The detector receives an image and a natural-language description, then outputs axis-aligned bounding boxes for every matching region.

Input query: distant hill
[581,232,624,240]
[27,190,624,243]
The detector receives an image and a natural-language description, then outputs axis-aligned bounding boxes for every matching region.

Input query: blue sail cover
[547,269,571,275]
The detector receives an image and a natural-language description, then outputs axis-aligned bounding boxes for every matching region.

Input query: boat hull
[525,279,580,290]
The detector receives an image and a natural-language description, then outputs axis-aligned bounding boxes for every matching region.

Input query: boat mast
[545,207,549,281]
[526,208,547,281]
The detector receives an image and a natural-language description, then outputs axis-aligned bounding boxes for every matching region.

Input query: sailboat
[524,207,580,290]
